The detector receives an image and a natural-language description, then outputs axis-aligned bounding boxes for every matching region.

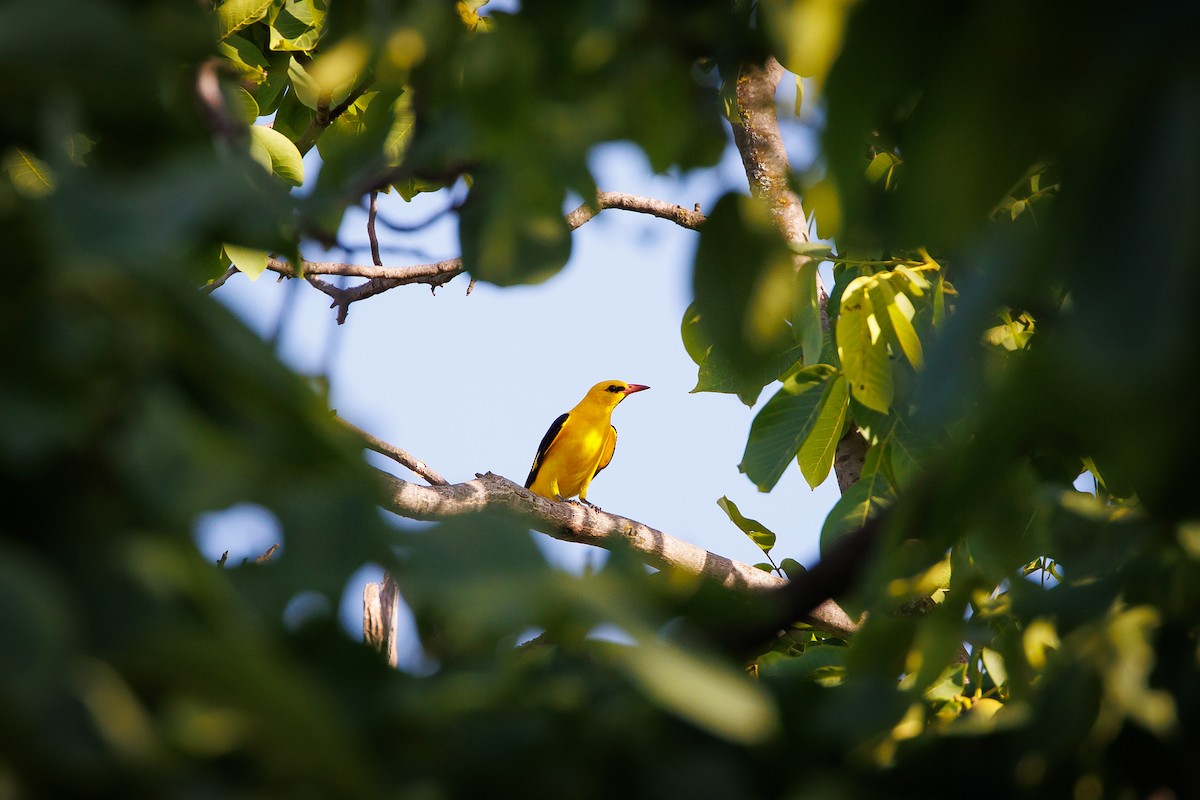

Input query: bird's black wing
[525,412,569,488]
[592,425,617,478]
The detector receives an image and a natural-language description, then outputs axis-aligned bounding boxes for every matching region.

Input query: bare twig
[375,202,459,234]
[201,265,238,295]
[221,190,704,322]
[255,544,280,563]
[338,417,449,486]
[566,191,707,231]
[376,468,859,637]
[367,191,383,267]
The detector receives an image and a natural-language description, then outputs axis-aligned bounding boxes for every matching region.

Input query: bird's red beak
[623,384,650,395]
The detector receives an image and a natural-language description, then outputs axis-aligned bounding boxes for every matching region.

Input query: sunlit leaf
[836,277,893,412]
[223,243,270,281]
[797,374,848,488]
[248,125,305,186]
[217,0,273,40]
[980,647,1007,688]
[794,259,825,367]
[871,280,924,369]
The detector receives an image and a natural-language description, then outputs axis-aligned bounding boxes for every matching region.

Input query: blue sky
[197,79,842,666]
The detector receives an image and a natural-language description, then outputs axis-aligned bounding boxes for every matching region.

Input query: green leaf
[268,0,325,52]
[870,280,924,370]
[798,375,849,489]
[716,496,777,554]
[836,277,893,413]
[602,638,780,745]
[980,647,1008,688]
[223,243,270,281]
[218,34,270,83]
[3,148,54,197]
[888,416,931,487]
[865,151,899,184]
[740,365,836,491]
[252,49,294,114]
[287,56,321,109]
[788,241,833,260]
[820,468,894,553]
[459,167,572,286]
[217,0,273,40]
[230,86,260,124]
[685,304,803,406]
[794,258,825,367]
[248,125,305,187]
[780,558,806,581]
[692,192,796,385]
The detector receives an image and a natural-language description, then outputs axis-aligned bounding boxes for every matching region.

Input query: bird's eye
[607,385,622,393]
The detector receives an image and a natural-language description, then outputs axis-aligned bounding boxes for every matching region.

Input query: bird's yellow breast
[528,414,613,499]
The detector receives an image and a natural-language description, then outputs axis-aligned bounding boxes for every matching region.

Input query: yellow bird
[525,380,650,507]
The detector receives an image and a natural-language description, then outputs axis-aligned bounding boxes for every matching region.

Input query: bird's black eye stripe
[607,384,622,393]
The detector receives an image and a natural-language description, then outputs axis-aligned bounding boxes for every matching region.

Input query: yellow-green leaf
[871,281,924,370]
[248,125,305,186]
[837,278,892,413]
[798,375,848,488]
[3,148,55,197]
[217,0,273,40]
[223,243,270,281]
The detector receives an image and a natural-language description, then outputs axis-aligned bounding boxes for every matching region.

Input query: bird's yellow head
[585,379,650,408]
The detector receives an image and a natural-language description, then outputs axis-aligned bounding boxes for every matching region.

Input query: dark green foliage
[3,0,1200,797]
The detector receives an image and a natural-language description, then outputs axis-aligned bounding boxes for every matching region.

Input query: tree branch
[567,191,706,231]
[338,417,449,486]
[229,190,703,323]
[374,467,858,637]
[731,58,866,488]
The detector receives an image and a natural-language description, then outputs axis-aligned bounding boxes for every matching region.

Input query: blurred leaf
[601,638,780,745]
[459,167,572,286]
[223,243,270,280]
[740,365,837,491]
[794,258,825,367]
[980,647,1007,688]
[230,86,260,124]
[693,192,796,384]
[820,467,893,552]
[3,148,54,197]
[717,496,777,554]
[780,557,806,581]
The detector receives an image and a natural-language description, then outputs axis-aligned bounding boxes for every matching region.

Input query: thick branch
[376,468,858,637]
[731,58,869,489]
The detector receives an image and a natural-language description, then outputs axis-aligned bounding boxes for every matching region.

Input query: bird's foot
[578,498,601,511]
